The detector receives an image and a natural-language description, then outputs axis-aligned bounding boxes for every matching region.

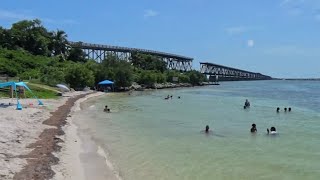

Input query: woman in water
[267,126,277,135]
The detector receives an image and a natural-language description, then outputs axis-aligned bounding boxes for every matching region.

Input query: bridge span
[200,62,272,81]
[68,41,193,71]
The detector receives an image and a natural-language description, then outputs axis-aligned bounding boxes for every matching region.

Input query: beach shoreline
[51,92,122,180]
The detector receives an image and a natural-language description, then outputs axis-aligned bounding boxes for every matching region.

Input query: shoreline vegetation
[0,19,208,96]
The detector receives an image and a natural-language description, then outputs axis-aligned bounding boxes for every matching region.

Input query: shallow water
[77,80,320,180]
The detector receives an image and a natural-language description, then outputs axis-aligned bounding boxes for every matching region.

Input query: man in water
[288,107,292,112]
[244,99,250,107]
[250,124,257,133]
[276,107,280,113]
[284,107,287,112]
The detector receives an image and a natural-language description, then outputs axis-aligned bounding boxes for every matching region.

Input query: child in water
[250,124,257,133]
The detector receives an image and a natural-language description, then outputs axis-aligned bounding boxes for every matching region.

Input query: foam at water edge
[97,145,123,180]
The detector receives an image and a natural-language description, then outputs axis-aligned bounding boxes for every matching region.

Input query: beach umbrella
[56,84,70,92]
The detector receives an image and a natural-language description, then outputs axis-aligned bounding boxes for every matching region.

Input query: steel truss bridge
[68,41,193,71]
[200,62,272,81]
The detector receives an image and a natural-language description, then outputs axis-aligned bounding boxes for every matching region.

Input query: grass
[0,83,59,99]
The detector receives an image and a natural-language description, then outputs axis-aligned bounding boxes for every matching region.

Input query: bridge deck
[69,41,193,61]
[200,62,258,74]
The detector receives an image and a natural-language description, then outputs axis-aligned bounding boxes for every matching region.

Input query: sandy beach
[51,92,121,180]
[0,91,101,180]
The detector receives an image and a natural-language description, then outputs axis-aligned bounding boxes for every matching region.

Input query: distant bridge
[200,62,272,81]
[68,41,193,71]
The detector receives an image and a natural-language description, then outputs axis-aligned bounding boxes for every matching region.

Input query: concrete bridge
[68,41,193,71]
[200,62,272,81]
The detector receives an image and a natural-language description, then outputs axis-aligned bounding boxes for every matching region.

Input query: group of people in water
[276,107,292,112]
[250,123,277,135]
[164,95,180,100]
[204,99,293,136]
[103,105,111,113]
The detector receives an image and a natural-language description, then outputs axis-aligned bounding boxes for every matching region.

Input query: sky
[1,0,320,78]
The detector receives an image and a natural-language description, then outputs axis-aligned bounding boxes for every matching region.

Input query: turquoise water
[78,80,320,180]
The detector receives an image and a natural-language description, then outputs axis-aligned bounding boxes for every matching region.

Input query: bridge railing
[69,41,193,61]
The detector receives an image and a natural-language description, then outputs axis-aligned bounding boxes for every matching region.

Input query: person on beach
[288,107,291,112]
[284,107,287,112]
[250,124,257,133]
[244,99,250,108]
[276,107,280,113]
[267,127,277,135]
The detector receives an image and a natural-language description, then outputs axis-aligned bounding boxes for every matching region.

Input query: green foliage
[65,63,95,89]
[40,67,66,86]
[131,52,167,72]
[68,47,86,62]
[97,54,133,87]
[0,19,207,94]
[185,70,207,85]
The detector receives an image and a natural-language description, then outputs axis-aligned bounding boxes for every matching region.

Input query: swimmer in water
[201,125,212,134]
[244,99,250,107]
[276,107,280,113]
[288,107,291,112]
[178,96,181,99]
[103,105,108,112]
[267,126,277,135]
[250,124,257,133]
[107,108,110,113]
[284,107,287,112]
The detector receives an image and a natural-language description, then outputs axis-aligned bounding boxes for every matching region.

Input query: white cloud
[144,9,159,18]
[0,9,34,20]
[225,26,261,35]
[0,9,78,25]
[226,26,247,35]
[247,40,254,47]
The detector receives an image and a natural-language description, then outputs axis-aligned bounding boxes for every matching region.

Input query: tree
[130,52,167,72]
[50,29,69,57]
[65,64,95,88]
[68,47,86,62]
[185,70,206,85]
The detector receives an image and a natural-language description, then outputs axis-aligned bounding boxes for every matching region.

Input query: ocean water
[77,80,320,180]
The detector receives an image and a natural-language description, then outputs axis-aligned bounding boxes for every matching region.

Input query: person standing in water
[288,107,292,112]
[276,107,280,113]
[201,125,212,134]
[244,99,250,108]
[284,107,287,112]
[250,124,257,133]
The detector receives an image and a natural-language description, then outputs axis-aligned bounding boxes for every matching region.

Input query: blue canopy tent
[0,81,43,110]
[98,80,114,92]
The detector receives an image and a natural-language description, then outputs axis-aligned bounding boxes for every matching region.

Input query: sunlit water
[77,80,320,180]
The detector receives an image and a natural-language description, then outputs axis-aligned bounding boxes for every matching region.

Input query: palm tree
[52,29,69,57]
